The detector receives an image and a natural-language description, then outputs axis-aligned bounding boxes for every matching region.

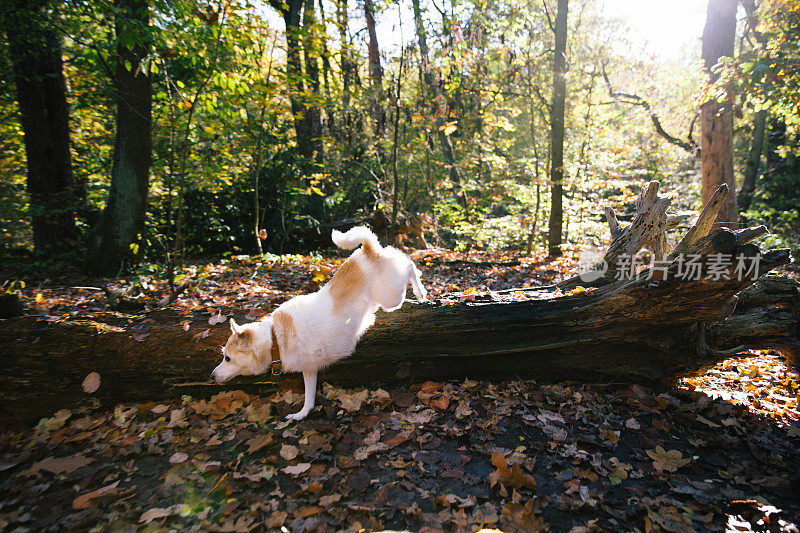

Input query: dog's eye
[224,355,231,362]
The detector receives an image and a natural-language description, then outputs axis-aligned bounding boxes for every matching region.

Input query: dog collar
[270,326,282,375]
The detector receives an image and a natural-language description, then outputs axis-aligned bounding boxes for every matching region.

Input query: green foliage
[1,0,796,262]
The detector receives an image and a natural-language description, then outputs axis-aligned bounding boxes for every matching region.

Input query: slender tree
[411,0,467,210]
[700,0,738,229]
[548,0,568,257]
[4,0,78,252]
[303,0,323,164]
[364,0,385,136]
[738,109,767,214]
[86,0,152,274]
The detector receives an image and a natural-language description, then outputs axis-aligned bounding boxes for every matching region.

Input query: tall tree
[364,0,385,136]
[700,0,738,228]
[302,0,323,164]
[547,0,568,257]
[86,0,152,274]
[4,0,78,252]
[738,109,767,214]
[411,0,467,210]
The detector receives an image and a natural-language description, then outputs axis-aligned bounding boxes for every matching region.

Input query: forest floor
[1,249,800,532]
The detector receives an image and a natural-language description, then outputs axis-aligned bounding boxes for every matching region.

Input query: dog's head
[211,318,272,383]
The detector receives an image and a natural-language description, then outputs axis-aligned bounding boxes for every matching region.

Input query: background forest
[1,0,799,277]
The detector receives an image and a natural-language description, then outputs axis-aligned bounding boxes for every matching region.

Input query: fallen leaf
[151,404,169,414]
[246,434,274,453]
[23,454,93,476]
[647,505,694,532]
[169,452,188,464]
[280,444,299,460]
[337,389,370,412]
[193,329,210,340]
[319,493,342,507]
[312,266,330,283]
[82,372,101,394]
[209,311,227,325]
[72,481,120,509]
[167,408,188,428]
[489,452,536,489]
[140,506,181,524]
[429,394,450,410]
[646,446,691,473]
[42,409,72,432]
[281,462,311,475]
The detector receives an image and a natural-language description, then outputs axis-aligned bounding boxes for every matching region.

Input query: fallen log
[0,183,797,426]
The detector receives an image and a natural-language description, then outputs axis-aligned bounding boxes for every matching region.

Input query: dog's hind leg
[286,371,318,421]
[409,264,428,302]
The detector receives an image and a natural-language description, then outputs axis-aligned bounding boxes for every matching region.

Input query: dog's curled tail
[332,226,380,254]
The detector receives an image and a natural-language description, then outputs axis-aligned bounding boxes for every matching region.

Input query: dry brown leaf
[82,372,101,394]
[72,481,119,509]
[280,444,299,460]
[319,493,342,507]
[488,452,536,490]
[23,454,93,476]
[646,446,691,473]
[208,311,227,325]
[281,462,311,475]
[246,434,274,454]
[169,452,188,464]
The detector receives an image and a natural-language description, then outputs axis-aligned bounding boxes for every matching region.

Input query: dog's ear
[230,318,243,334]
[236,329,253,347]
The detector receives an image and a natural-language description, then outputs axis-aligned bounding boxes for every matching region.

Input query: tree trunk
[738,109,767,214]
[274,0,312,160]
[701,0,738,229]
[86,0,152,275]
[548,0,568,257]
[364,0,385,137]
[302,0,323,165]
[1,184,796,426]
[5,0,78,253]
[411,0,467,210]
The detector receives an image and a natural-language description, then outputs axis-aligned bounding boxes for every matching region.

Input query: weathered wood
[561,181,676,289]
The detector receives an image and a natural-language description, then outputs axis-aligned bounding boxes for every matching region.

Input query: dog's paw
[286,411,309,421]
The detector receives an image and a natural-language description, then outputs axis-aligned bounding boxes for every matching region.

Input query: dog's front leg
[286,371,317,421]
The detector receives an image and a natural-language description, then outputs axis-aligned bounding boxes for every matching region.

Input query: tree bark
[271,0,312,160]
[548,0,568,257]
[302,0,323,165]
[86,0,152,275]
[5,0,78,252]
[701,0,738,229]
[738,109,767,214]
[364,0,385,136]
[411,0,467,210]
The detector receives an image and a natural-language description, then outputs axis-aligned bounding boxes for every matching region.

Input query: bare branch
[601,63,699,155]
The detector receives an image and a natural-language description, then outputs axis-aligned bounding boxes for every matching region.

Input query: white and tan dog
[211,226,427,420]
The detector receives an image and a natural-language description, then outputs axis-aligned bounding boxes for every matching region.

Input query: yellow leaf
[35,293,44,304]
[439,121,457,136]
[463,287,477,296]
[567,286,589,296]
[312,267,330,283]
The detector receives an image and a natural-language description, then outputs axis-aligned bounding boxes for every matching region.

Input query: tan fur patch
[236,329,253,347]
[361,239,378,258]
[272,310,296,348]
[328,258,366,312]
